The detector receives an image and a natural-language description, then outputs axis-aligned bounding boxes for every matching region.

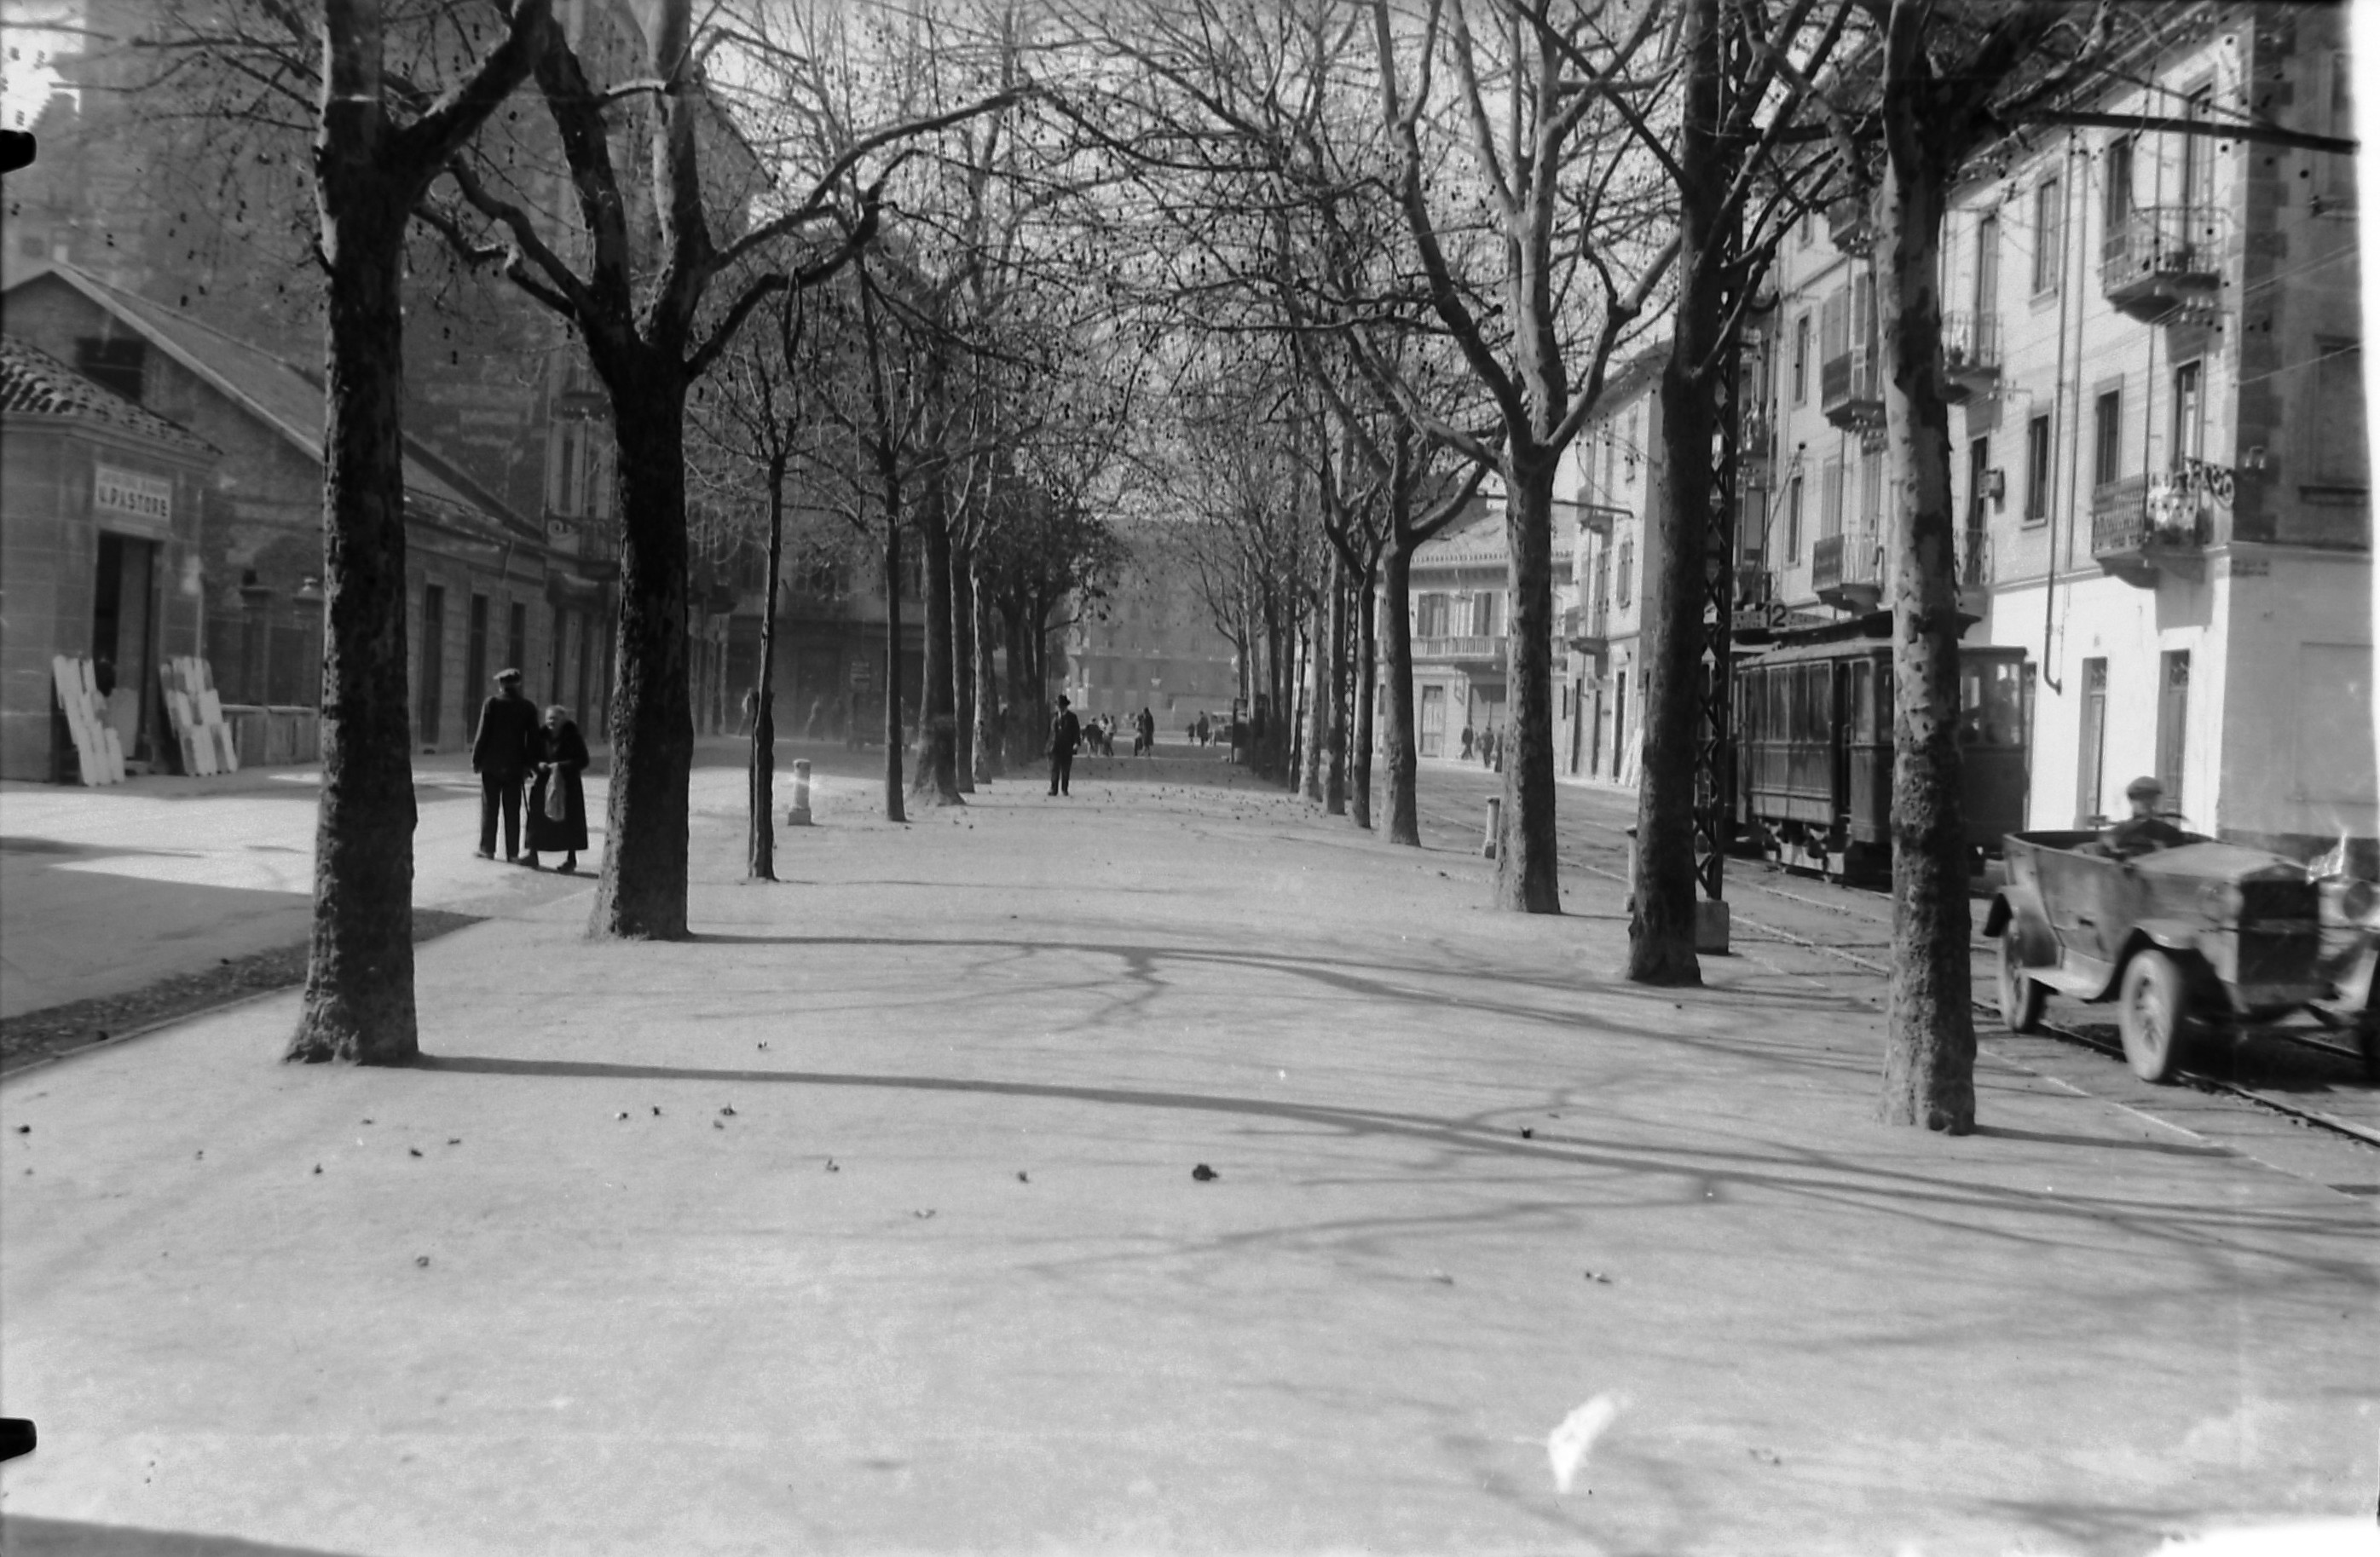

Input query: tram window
[1959,659,2025,746]
[1850,660,1875,743]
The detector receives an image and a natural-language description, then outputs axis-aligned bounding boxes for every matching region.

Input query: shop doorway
[92,533,157,763]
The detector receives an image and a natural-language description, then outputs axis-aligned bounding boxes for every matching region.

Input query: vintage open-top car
[1985,830,2377,1082]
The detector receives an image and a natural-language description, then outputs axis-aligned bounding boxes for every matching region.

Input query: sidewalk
[1,756,2373,1557]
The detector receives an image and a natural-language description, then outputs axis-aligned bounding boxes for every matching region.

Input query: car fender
[1985,885,2058,967]
[2131,918,2204,959]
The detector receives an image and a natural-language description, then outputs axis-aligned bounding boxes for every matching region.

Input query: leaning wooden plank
[51,656,97,787]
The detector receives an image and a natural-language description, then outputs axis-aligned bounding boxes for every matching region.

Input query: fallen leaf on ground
[1191,1163,1218,1182]
[1016,1171,1030,1182]
[719,1106,736,1116]
[414,1256,430,1268]
[1547,1393,1627,1495]
[408,1148,423,1158]
[1584,1271,1613,1284]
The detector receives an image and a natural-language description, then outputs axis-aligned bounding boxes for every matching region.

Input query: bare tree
[423,0,1016,933]
[1369,0,1676,912]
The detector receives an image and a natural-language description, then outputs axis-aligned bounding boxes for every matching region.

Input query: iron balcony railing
[1941,311,2001,375]
[2100,205,2223,294]
[1412,634,1507,664]
[1811,528,1886,600]
[2092,471,2212,559]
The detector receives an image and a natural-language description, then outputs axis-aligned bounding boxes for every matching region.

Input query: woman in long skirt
[524,705,590,874]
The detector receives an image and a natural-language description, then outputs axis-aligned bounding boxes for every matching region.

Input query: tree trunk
[972,557,1002,781]
[1876,26,1975,1132]
[748,455,786,881]
[1323,556,1348,816]
[291,111,417,1062]
[586,367,696,940]
[1297,619,1321,798]
[1350,565,1377,830]
[911,487,962,805]
[1378,538,1422,845]
[952,538,977,791]
[1498,461,1562,913]
[1626,0,1724,981]
[881,523,908,822]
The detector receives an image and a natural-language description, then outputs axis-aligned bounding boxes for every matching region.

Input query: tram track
[1409,794,2380,1153]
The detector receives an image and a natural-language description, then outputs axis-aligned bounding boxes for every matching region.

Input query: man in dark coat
[1048,695,1081,797]
[471,668,540,861]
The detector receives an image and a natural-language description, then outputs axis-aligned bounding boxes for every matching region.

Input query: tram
[1732,622,2031,879]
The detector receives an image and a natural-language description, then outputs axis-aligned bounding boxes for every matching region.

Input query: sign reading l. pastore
[93,464,172,524]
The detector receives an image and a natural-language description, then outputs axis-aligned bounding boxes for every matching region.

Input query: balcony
[2100,206,2225,321]
[1811,528,1885,613]
[1412,634,1508,671]
[1575,503,1626,537]
[1820,343,1884,433]
[1826,193,1874,257]
[1566,600,1610,660]
[1939,311,2001,403]
[2091,471,2212,585]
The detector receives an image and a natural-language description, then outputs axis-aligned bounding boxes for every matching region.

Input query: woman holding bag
[523,705,590,874]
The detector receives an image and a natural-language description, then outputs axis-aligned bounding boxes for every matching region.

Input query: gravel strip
[1,908,483,1075]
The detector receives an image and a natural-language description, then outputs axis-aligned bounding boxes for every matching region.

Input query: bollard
[785,758,814,827]
[1482,796,1500,859]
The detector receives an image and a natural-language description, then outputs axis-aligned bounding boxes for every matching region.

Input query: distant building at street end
[1065,534,1239,728]
[1400,500,1580,765]
[0,333,218,781]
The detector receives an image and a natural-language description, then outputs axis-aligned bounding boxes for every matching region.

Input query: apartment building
[1740,5,2370,862]
[1403,503,1580,762]
[1564,350,1666,785]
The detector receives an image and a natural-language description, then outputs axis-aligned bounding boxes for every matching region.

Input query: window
[2157,651,2190,810]
[1418,593,1448,637]
[2102,136,2134,232]
[2031,177,2063,293]
[2171,360,2204,464]
[2308,343,2369,488]
[2319,53,2356,210]
[419,585,448,745]
[2093,389,2123,487]
[1973,213,1999,315]
[76,337,147,403]
[1860,448,1883,530]
[1617,539,1634,608]
[2025,415,2053,521]
[507,601,528,682]
[1820,458,1845,541]
[2077,657,2107,825]
[550,608,569,706]
[1785,475,1805,560]
[2177,87,2211,214]
[465,593,490,704]
[1793,314,1810,405]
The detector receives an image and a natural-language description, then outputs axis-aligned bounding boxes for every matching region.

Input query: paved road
[1406,758,2380,1197]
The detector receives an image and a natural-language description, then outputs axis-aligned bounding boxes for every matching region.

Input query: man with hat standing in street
[472,668,541,862]
[1048,695,1081,797]
[2102,775,2190,858]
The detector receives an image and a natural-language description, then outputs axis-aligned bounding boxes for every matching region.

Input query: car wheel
[1998,928,2046,1034]
[2117,949,2194,1083]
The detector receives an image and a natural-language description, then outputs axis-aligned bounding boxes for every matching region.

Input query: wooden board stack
[49,655,125,786]
[159,656,239,776]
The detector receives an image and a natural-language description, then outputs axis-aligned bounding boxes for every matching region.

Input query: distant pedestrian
[471,668,541,862]
[740,685,760,735]
[805,696,825,741]
[1136,706,1155,756]
[1048,695,1082,796]
[1459,723,1475,760]
[523,705,590,874]
[1196,712,1211,747]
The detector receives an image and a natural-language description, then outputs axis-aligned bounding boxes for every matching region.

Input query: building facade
[1404,505,1580,763]
[1,264,591,755]
[0,333,218,780]
[1731,5,2370,862]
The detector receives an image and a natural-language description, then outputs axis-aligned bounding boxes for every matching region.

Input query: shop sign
[94,464,172,525]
